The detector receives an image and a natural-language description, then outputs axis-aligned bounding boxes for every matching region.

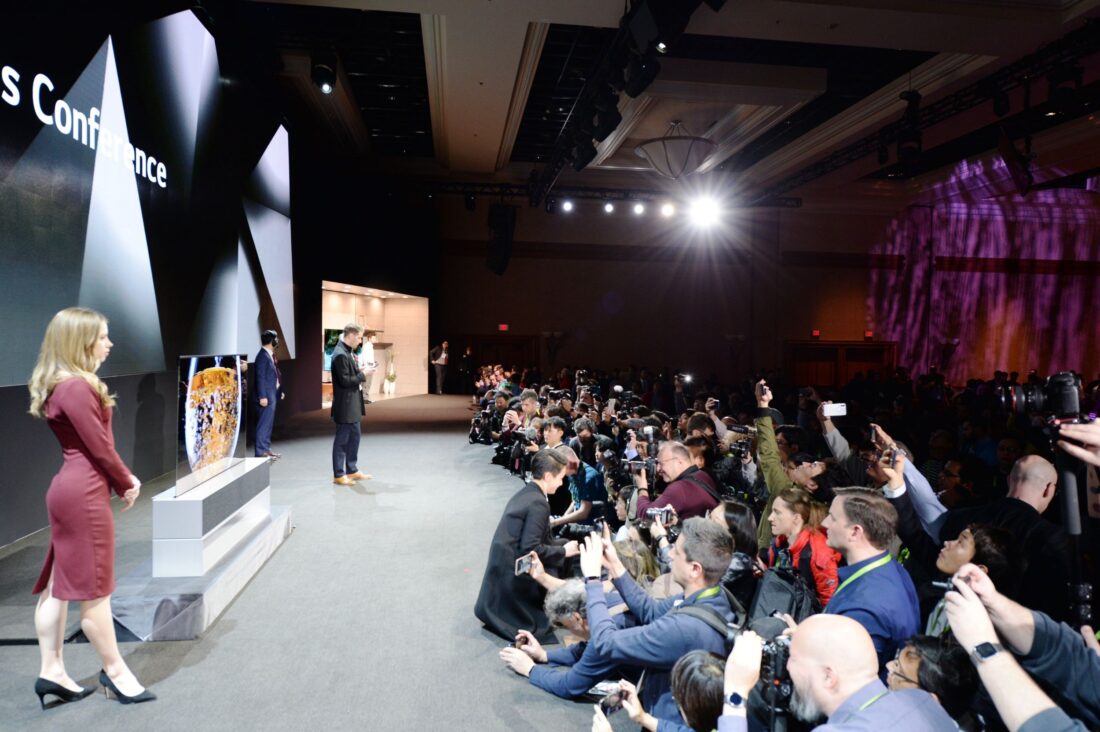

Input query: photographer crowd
[468,363,1100,731]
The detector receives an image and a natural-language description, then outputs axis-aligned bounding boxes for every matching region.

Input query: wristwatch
[969,641,1005,665]
[726,692,745,708]
[585,575,601,583]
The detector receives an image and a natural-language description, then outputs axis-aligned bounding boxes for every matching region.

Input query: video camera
[468,407,494,444]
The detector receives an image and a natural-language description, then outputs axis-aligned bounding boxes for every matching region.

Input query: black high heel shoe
[99,670,156,705]
[34,678,95,709]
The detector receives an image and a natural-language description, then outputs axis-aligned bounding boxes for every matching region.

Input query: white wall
[320,291,385,331]
[382,298,429,395]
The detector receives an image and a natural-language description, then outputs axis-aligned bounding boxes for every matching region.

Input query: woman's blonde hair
[614,537,660,589]
[28,307,115,418]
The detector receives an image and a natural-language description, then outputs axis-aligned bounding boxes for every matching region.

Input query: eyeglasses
[889,648,920,686]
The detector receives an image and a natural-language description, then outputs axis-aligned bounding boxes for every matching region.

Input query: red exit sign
[498,323,509,331]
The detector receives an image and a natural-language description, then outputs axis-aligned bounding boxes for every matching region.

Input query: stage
[0,395,596,731]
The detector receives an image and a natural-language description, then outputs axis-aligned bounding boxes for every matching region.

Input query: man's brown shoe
[333,476,356,486]
[346,471,373,481]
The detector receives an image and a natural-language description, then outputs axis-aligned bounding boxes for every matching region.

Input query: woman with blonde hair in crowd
[27,307,155,708]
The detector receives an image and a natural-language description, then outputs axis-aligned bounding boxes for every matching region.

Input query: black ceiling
[239,2,434,157]
[509,25,934,167]
[510,25,615,164]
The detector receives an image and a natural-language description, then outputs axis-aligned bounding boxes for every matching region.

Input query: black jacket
[330,340,365,424]
[937,497,1070,623]
[474,482,568,642]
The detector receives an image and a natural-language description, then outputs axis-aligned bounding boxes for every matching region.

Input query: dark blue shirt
[568,463,606,510]
[586,573,735,723]
[528,641,617,699]
[825,551,920,677]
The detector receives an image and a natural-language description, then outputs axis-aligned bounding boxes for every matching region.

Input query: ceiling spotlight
[311,52,337,95]
[633,202,645,215]
[464,193,477,211]
[545,196,558,214]
[603,201,615,214]
[562,200,575,213]
[656,41,668,54]
[660,202,675,217]
[687,196,722,228]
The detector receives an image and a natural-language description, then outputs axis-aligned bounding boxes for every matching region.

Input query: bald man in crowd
[720,615,956,731]
[930,454,1070,622]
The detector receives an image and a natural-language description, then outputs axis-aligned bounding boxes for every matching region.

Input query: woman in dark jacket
[475,449,580,641]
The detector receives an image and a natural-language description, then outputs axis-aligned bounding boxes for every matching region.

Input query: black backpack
[747,563,822,638]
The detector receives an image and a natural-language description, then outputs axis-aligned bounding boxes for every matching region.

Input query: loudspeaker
[486,204,517,275]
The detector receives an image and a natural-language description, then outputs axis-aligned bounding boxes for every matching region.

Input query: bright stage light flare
[603,201,615,213]
[562,200,574,212]
[633,202,645,215]
[660,202,675,217]
[688,196,722,228]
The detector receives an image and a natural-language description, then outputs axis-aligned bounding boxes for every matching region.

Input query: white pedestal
[152,457,272,577]
[111,457,292,640]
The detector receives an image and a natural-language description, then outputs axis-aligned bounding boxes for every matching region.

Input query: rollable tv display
[176,354,247,496]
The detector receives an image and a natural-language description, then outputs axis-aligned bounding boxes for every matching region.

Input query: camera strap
[670,585,747,641]
[681,471,722,504]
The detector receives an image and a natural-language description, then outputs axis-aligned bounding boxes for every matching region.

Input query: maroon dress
[32,378,133,601]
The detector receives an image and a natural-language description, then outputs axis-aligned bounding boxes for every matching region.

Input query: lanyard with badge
[832,554,891,598]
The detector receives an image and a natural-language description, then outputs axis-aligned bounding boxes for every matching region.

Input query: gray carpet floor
[0,395,613,731]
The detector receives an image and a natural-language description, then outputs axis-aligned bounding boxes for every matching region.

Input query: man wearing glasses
[633,441,721,520]
[886,636,978,725]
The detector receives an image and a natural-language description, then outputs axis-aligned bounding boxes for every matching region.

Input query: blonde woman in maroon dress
[27,307,155,707]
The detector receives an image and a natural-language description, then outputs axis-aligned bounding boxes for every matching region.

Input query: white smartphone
[823,403,847,417]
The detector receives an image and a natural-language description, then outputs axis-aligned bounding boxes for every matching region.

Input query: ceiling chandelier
[634,120,715,179]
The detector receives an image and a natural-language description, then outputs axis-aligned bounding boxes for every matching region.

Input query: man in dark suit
[331,323,375,486]
[429,340,449,395]
[254,329,284,459]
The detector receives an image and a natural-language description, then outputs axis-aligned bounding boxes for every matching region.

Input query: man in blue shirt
[581,518,739,726]
[821,489,920,677]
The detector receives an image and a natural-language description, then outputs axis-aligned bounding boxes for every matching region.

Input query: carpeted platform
[0,395,610,731]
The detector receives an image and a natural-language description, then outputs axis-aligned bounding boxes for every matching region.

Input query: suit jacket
[330,340,365,424]
[429,345,448,364]
[474,482,567,642]
[254,348,282,403]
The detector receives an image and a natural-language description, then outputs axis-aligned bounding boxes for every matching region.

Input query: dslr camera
[995,371,1083,421]
[753,635,792,722]
[644,506,674,524]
